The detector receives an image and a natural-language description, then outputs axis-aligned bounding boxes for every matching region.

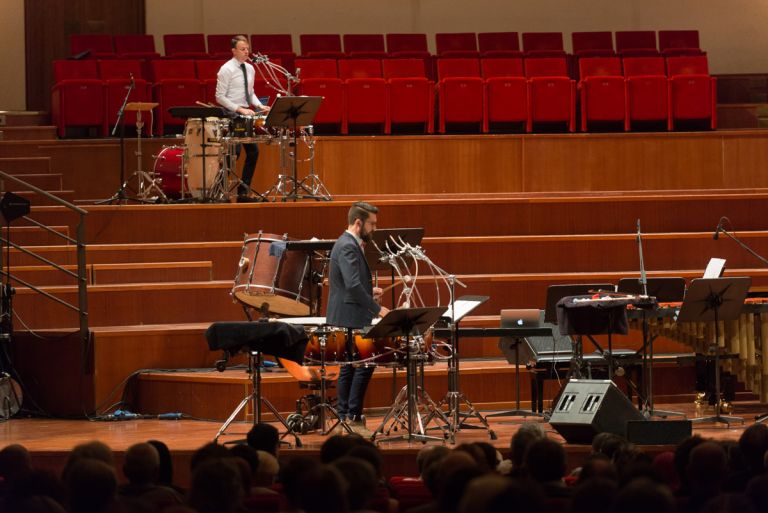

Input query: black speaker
[549,379,644,444]
[626,420,692,445]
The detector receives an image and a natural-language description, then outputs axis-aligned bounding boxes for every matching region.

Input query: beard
[360,226,373,243]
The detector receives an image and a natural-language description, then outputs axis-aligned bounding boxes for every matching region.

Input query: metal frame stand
[309,332,352,435]
[215,350,302,446]
[639,309,685,418]
[486,336,544,422]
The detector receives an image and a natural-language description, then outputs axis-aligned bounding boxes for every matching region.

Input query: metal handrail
[0,171,89,356]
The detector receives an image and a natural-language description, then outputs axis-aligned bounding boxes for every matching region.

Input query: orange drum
[152,146,184,198]
[231,233,310,316]
[304,329,433,367]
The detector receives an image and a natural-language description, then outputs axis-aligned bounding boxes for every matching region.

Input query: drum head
[232,290,310,316]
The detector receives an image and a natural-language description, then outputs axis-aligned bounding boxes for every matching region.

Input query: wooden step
[0,156,52,174]
[8,225,71,246]
[21,191,768,245]
[5,173,63,190]
[0,126,57,141]
[8,190,76,206]
[0,111,48,127]
[7,261,213,286]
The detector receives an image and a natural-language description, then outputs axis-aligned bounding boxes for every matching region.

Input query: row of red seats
[50,55,715,137]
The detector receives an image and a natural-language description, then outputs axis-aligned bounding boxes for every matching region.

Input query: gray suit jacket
[326,231,381,329]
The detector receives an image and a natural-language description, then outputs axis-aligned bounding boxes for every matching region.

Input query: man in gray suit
[327,202,390,435]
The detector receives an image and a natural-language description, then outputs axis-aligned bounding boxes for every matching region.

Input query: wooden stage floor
[5,401,767,486]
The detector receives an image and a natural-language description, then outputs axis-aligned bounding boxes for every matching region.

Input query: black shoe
[236,195,260,203]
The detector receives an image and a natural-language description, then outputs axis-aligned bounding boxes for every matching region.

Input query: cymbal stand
[263,128,292,201]
[297,126,331,200]
[215,349,302,447]
[134,108,167,202]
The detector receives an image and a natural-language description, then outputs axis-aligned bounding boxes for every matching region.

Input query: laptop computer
[500,309,542,328]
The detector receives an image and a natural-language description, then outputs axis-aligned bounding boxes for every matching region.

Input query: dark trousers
[336,330,374,421]
[236,143,259,194]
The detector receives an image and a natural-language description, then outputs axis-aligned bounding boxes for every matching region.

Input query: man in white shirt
[215,35,270,201]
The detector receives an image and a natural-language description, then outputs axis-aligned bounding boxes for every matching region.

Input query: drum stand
[308,331,353,435]
[131,105,167,202]
[214,140,267,202]
[215,349,302,447]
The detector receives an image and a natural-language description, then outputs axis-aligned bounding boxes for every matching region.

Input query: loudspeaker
[626,420,692,445]
[549,379,644,444]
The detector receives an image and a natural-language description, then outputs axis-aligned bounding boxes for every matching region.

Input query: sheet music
[442,298,486,323]
[703,258,726,279]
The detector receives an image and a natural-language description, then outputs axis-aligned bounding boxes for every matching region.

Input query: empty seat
[436,58,485,133]
[163,34,207,58]
[525,57,575,132]
[578,57,626,131]
[251,34,296,72]
[207,34,237,58]
[195,59,228,105]
[343,34,387,58]
[113,34,160,59]
[299,34,344,58]
[382,59,434,133]
[623,57,669,130]
[338,59,387,133]
[98,60,152,134]
[70,34,114,58]
[435,33,479,58]
[295,58,344,132]
[51,60,105,137]
[522,32,567,57]
[616,31,659,57]
[386,33,430,56]
[150,60,203,135]
[481,58,527,132]
[572,32,615,57]
[478,32,522,58]
[658,30,704,56]
[666,55,716,130]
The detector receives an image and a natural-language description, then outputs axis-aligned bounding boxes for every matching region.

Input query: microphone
[713,217,724,240]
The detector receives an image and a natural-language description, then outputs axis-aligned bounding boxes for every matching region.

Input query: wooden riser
[20,192,768,245]
[7,226,70,246]
[0,156,52,174]
[10,232,768,282]
[7,173,63,190]
[9,190,75,206]
[0,126,57,141]
[8,261,213,286]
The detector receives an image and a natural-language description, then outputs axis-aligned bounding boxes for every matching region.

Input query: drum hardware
[302,330,353,435]
[219,137,268,202]
[371,307,449,444]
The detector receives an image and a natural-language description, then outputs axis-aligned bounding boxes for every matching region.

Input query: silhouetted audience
[524,437,570,497]
[246,422,281,456]
[118,442,183,512]
[501,421,545,477]
[724,424,768,491]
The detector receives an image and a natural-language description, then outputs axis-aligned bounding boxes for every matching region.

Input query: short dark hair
[348,201,378,226]
[246,423,280,456]
[231,35,249,49]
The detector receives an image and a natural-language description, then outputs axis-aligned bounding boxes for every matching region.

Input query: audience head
[296,465,349,513]
[254,450,279,487]
[0,444,32,485]
[435,452,484,513]
[320,434,364,464]
[651,451,680,491]
[483,477,543,513]
[572,477,617,513]
[66,459,118,513]
[417,445,450,478]
[246,423,280,456]
[674,435,705,491]
[189,442,231,472]
[525,438,567,484]
[347,443,383,479]
[611,477,674,513]
[188,458,244,513]
[738,424,768,473]
[455,443,491,472]
[577,453,618,484]
[745,474,768,513]
[701,492,757,513]
[510,422,546,469]
[123,442,160,486]
[147,440,174,487]
[473,442,502,472]
[8,496,66,513]
[62,441,114,482]
[688,441,728,494]
[229,444,260,477]
[278,456,321,509]
[332,457,378,511]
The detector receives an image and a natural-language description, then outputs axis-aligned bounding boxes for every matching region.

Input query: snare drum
[304,329,433,367]
[231,232,310,316]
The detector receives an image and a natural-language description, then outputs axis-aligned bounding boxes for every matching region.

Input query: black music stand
[370,307,448,444]
[263,96,324,202]
[366,228,425,307]
[678,277,751,426]
[205,321,307,446]
[618,277,686,418]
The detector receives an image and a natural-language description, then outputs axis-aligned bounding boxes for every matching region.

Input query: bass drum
[231,232,310,316]
[152,146,183,198]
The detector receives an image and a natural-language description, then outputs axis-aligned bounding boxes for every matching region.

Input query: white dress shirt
[215,57,265,114]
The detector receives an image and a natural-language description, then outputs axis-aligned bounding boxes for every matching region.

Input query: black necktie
[240,63,251,106]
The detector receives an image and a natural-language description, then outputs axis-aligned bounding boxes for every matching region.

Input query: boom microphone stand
[97,74,138,204]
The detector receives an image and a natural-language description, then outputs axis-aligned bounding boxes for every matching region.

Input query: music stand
[262,96,327,202]
[678,277,751,426]
[369,307,448,444]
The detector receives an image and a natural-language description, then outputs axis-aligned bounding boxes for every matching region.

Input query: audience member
[278,456,321,512]
[147,440,182,493]
[246,422,281,456]
[296,465,349,513]
[725,424,768,491]
[524,438,570,497]
[685,441,728,513]
[61,441,114,482]
[66,459,118,513]
[674,435,706,496]
[188,457,244,513]
[612,477,675,513]
[503,422,545,477]
[571,477,617,513]
[333,457,379,513]
[576,454,619,484]
[118,442,183,511]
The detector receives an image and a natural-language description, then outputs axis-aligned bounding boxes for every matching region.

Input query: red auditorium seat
[572,32,615,57]
[113,34,160,59]
[522,32,567,57]
[251,34,296,72]
[299,34,344,58]
[524,57,576,132]
[666,55,716,130]
[195,59,228,105]
[51,60,105,137]
[478,32,522,58]
[616,31,659,57]
[386,33,434,80]
[436,58,485,133]
[578,57,626,131]
[623,57,669,130]
[481,58,528,132]
[338,59,387,133]
[163,34,207,58]
[295,58,344,132]
[435,33,479,58]
[343,34,387,58]
[206,34,237,58]
[70,34,114,58]
[150,59,203,135]
[98,60,152,135]
[382,59,434,134]
[658,30,705,56]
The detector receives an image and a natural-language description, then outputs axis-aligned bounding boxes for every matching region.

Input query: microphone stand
[97,77,139,204]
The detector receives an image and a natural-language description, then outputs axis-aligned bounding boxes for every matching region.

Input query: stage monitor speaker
[549,379,644,444]
[626,420,692,445]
